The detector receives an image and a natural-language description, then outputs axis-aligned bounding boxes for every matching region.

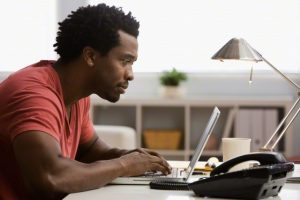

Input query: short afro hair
[53,4,139,63]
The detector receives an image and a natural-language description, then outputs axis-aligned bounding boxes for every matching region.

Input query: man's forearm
[76,135,129,163]
[78,147,128,163]
[28,157,124,200]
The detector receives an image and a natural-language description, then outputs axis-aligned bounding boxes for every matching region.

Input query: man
[0,4,171,200]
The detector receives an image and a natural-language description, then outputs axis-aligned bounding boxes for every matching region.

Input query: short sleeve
[9,85,64,142]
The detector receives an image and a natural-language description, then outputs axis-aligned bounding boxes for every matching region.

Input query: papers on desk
[287,164,300,183]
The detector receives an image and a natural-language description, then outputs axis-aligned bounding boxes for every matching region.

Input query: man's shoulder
[2,60,59,90]
[14,60,56,82]
[0,60,63,108]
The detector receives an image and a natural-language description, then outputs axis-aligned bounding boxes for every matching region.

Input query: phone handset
[210,152,287,176]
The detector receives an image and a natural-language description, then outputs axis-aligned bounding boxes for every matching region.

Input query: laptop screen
[184,106,220,181]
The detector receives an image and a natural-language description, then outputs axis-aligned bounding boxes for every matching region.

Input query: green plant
[159,68,187,86]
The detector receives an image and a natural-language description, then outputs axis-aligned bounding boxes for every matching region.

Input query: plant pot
[159,86,186,98]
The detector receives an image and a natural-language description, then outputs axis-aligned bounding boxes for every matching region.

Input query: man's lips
[117,84,128,94]
[118,87,125,94]
[121,85,128,90]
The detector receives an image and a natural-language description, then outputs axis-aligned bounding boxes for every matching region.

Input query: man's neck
[53,59,92,106]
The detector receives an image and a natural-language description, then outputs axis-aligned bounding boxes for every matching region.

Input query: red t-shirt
[0,60,94,200]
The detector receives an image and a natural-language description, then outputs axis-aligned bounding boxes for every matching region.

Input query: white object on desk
[222,137,251,171]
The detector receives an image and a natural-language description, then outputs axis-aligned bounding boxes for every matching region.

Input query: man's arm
[13,131,171,200]
[76,132,171,169]
[75,132,128,162]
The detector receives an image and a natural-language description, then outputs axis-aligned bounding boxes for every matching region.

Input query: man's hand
[118,148,171,176]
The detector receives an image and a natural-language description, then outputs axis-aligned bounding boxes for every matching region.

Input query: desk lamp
[211,38,300,151]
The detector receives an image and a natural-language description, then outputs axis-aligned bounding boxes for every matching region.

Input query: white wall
[0,1,57,71]
[0,0,88,72]
[89,0,300,73]
[56,0,88,22]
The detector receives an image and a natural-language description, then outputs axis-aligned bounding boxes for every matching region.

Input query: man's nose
[126,65,134,81]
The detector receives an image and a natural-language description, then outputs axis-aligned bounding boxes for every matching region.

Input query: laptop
[111,106,221,185]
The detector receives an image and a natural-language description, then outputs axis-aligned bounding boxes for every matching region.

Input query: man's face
[92,30,138,102]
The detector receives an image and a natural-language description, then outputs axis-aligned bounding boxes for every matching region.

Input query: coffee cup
[222,137,251,171]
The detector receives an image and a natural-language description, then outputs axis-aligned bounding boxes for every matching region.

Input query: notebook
[111,106,221,185]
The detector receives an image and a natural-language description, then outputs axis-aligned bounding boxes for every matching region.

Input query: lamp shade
[212,38,263,62]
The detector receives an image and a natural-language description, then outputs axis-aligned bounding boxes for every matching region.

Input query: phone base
[189,162,294,200]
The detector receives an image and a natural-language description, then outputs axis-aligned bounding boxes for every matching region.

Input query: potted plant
[159,68,187,98]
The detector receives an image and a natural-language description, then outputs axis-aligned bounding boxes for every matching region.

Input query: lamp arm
[262,97,300,149]
[253,48,300,151]
[261,57,300,90]
[271,104,300,149]
[261,96,300,151]
[251,48,300,90]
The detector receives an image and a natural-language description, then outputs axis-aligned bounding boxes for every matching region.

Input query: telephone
[189,152,294,200]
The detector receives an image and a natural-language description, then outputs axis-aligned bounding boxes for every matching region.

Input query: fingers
[148,154,171,174]
[136,149,169,163]
[157,159,172,174]
[150,153,172,173]
[150,163,170,175]
[137,148,172,172]
[120,149,172,176]
[131,151,171,174]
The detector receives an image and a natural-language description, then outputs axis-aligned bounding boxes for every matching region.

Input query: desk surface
[64,163,300,200]
[64,184,300,200]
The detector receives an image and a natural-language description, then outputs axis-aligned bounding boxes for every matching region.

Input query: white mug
[222,137,251,171]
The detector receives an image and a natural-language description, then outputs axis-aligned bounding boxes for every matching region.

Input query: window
[89,0,300,73]
[0,1,57,72]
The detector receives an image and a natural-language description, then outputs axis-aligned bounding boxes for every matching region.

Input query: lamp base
[259,147,274,152]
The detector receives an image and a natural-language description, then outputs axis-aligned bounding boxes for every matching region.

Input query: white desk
[64,163,300,200]
[64,183,300,200]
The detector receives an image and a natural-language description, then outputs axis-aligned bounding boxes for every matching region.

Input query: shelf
[90,94,293,106]
[91,95,294,160]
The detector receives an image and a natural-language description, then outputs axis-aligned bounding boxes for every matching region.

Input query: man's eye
[122,59,132,65]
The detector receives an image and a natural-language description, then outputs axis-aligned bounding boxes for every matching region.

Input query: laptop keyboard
[143,168,182,178]
[170,168,180,177]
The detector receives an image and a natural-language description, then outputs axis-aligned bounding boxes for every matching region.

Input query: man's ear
[83,47,96,67]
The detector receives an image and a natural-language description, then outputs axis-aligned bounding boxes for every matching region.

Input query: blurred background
[1,0,300,160]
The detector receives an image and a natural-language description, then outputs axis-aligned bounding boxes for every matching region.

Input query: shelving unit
[90,95,293,160]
